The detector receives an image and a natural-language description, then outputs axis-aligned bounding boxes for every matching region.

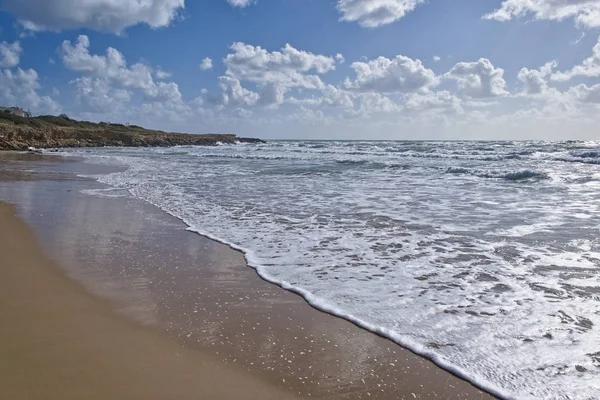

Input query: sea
[61,140,600,400]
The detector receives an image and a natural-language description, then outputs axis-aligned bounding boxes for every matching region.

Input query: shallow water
[63,141,600,399]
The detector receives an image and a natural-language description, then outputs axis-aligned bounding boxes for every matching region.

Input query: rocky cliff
[0,113,264,150]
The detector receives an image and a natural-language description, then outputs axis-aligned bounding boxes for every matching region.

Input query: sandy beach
[0,200,304,400]
[0,152,494,399]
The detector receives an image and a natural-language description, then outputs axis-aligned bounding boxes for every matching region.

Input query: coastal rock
[0,114,264,150]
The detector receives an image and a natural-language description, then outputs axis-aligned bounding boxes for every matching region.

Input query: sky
[1,0,600,140]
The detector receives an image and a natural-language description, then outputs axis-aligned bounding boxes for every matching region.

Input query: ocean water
[63,141,600,399]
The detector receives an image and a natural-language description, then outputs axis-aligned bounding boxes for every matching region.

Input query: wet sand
[0,152,495,399]
[0,201,301,400]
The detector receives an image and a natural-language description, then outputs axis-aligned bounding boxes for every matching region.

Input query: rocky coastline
[0,113,264,150]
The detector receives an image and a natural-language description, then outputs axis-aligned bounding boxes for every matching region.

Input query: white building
[0,106,31,118]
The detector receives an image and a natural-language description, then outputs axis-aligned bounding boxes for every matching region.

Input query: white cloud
[405,91,462,113]
[335,53,345,63]
[61,36,155,90]
[60,35,187,114]
[0,67,60,114]
[288,85,354,109]
[445,58,508,98]
[200,57,213,71]
[517,61,557,96]
[227,0,254,7]
[337,0,425,28]
[258,84,288,107]
[289,90,400,117]
[344,55,439,93]
[1,0,185,33]
[568,83,600,103]
[464,100,499,108]
[326,87,357,109]
[224,42,337,89]
[484,0,600,29]
[433,55,441,62]
[356,92,401,114]
[291,106,327,124]
[60,35,124,74]
[0,41,22,68]
[206,42,339,109]
[155,68,172,79]
[144,81,184,103]
[209,76,260,106]
[552,35,600,81]
[315,85,355,108]
[70,77,132,113]
[0,41,60,114]
[232,107,253,118]
[572,32,586,46]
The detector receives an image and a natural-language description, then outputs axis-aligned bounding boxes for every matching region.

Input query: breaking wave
[64,140,600,400]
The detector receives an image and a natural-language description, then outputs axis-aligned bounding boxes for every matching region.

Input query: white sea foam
[66,141,600,399]
[81,187,131,198]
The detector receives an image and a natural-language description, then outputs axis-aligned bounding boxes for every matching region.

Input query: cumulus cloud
[291,85,405,116]
[344,55,439,93]
[155,68,172,79]
[517,61,557,96]
[288,85,356,109]
[337,0,425,28]
[552,35,600,81]
[484,0,600,28]
[355,92,401,114]
[1,0,185,33]
[568,83,600,103]
[227,0,254,7]
[258,84,288,107]
[205,42,339,107]
[433,55,441,62]
[288,91,402,118]
[296,91,401,117]
[208,76,260,107]
[144,81,185,103]
[70,77,132,113]
[405,91,462,113]
[60,35,186,114]
[0,68,60,114]
[445,58,508,98]
[0,41,23,68]
[0,41,60,114]
[224,42,337,89]
[200,57,213,71]
[60,36,155,90]
[314,85,355,108]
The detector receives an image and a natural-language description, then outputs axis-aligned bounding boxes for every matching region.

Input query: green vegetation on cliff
[0,112,264,150]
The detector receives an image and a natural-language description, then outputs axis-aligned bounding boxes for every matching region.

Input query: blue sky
[1,0,600,139]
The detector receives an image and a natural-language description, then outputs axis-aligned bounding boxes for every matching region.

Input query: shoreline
[186,225,506,399]
[0,201,300,400]
[0,151,495,399]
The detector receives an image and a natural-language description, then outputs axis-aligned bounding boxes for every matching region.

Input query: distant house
[0,106,31,118]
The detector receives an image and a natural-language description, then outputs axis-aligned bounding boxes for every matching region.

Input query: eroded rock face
[0,122,264,150]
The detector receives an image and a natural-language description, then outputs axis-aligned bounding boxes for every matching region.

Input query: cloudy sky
[1,0,600,139]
